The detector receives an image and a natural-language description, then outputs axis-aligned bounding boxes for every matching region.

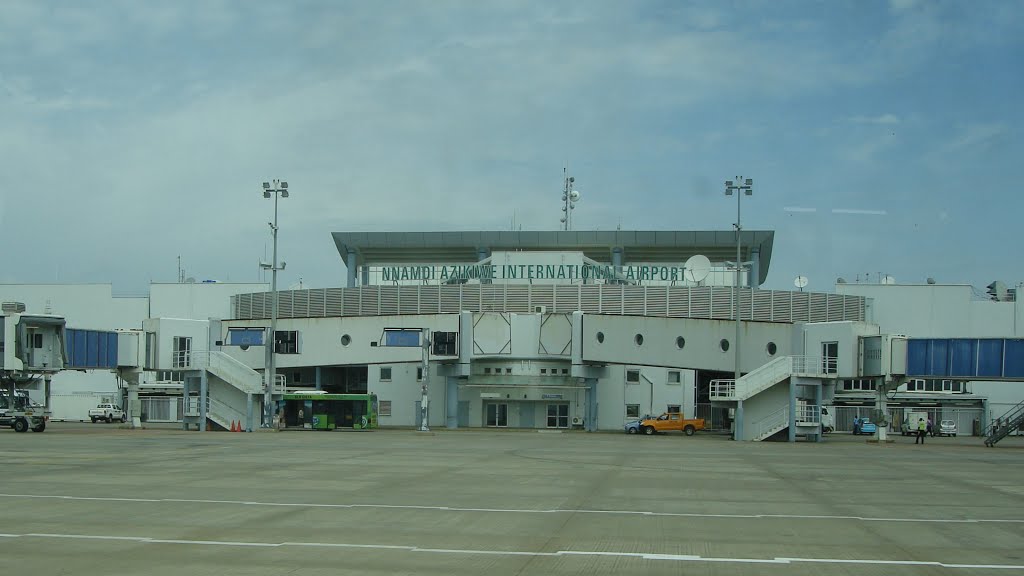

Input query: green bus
[282,392,378,430]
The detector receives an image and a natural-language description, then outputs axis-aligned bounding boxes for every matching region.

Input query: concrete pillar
[459,311,473,372]
[128,380,141,429]
[315,366,323,391]
[182,377,192,431]
[611,247,623,283]
[788,378,797,443]
[346,250,358,288]
[585,378,598,432]
[446,376,459,429]
[814,381,823,443]
[750,247,761,289]
[199,370,208,433]
[735,400,744,441]
[246,394,254,432]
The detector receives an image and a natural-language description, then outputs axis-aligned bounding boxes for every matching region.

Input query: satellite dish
[569,190,580,202]
[794,276,809,289]
[926,277,936,285]
[684,255,711,283]
[836,277,847,284]
[881,275,896,285]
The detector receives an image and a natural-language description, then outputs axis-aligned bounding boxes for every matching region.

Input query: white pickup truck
[89,403,126,423]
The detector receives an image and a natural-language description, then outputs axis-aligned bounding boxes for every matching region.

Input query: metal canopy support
[750,247,761,289]
[585,378,598,432]
[788,378,797,443]
[199,370,208,433]
[446,376,458,429]
[346,250,358,288]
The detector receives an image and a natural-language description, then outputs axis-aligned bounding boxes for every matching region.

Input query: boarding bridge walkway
[985,399,1024,447]
[710,356,833,442]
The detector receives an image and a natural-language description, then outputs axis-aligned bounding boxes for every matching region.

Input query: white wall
[837,283,1022,338]
[149,283,267,320]
[582,315,794,373]
[802,321,880,378]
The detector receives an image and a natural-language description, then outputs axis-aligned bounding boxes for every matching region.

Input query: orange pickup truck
[637,412,705,436]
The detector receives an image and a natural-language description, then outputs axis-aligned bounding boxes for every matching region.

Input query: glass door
[822,341,838,374]
[546,404,569,428]
[485,403,508,427]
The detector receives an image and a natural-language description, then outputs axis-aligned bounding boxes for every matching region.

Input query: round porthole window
[720,339,730,352]
[596,331,605,344]
[676,336,686,349]
[341,334,351,346]
[766,342,777,356]
[635,334,644,346]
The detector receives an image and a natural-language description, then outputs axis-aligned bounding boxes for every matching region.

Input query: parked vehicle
[902,410,928,436]
[637,412,705,436]
[89,403,126,423]
[624,419,643,434]
[0,389,48,433]
[821,406,835,433]
[938,419,957,437]
[856,418,877,435]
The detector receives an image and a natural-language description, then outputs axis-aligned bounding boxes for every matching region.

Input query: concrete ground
[1,423,1023,576]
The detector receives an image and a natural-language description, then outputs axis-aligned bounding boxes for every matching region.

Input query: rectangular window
[417,367,423,381]
[380,367,392,381]
[626,404,640,418]
[668,371,681,384]
[546,404,569,428]
[626,369,640,384]
[952,381,963,392]
[484,367,492,375]
[430,331,458,356]
[172,336,191,368]
[378,400,392,416]
[32,333,43,348]
[561,368,569,375]
[505,368,512,374]
[292,371,301,384]
[667,405,681,414]
[541,369,547,375]
[274,331,299,354]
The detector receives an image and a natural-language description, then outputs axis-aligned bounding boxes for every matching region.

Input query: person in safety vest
[915,417,927,445]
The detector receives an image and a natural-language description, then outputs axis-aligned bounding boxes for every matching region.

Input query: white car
[938,419,957,437]
[89,403,126,423]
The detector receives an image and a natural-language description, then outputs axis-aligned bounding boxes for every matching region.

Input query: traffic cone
[236,421,243,433]
[230,420,237,432]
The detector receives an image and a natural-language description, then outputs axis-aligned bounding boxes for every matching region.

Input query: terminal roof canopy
[332,230,775,285]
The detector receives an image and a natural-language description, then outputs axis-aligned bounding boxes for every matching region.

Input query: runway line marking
[0,492,1021,524]
[4,532,1022,570]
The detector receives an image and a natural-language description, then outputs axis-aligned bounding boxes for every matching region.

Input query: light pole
[560,168,580,230]
[261,179,288,428]
[725,177,753,385]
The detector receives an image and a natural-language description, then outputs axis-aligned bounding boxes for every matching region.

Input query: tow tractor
[0,302,66,433]
[0,381,48,432]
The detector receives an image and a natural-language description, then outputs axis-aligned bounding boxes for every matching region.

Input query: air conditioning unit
[571,416,583,426]
[534,305,546,314]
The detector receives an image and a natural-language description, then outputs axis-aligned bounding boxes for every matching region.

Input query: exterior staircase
[985,399,1024,447]
[190,351,265,394]
[710,356,829,402]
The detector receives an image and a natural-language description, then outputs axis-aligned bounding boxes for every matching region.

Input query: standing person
[853,416,861,436]
[915,417,927,444]
[927,417,934,437]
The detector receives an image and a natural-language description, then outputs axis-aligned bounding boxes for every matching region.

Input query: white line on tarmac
[4,532,1023,570]
[0,492,1021,524]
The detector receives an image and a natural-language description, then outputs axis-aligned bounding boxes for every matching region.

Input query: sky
[1,0,1021,295]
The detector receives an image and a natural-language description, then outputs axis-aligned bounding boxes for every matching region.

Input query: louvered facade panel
[504,285,531,313]
[689,287,711,319]
[622,286,647,315]
[554,285,580,313]
[439,286,462,313]
[398,286,420,315]
[710,287,733,319]
[666,287,690,318]
[752,290,773,322]
[580,285,602,314]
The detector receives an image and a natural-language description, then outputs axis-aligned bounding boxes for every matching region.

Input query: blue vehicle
[624,419,642,434]
[856,418,877,435]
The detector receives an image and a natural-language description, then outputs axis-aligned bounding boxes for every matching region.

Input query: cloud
[948,123,1010,151]
[847,114,901,125]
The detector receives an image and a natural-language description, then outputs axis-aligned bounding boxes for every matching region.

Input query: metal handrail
[754,406,789,440]
[795,403,821,424]
[709,355,835,402]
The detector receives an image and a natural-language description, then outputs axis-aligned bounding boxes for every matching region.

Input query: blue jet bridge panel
[65,329,119,369]
[907,338,1024,379]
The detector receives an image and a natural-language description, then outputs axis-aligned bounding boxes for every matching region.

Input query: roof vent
[2,302,27,314]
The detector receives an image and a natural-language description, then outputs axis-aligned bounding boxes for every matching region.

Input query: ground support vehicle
[0,389,48,433]
[637,412,705,436]
[89,403,126,423]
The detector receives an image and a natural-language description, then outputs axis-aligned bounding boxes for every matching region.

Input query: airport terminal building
[3,229,1022,440]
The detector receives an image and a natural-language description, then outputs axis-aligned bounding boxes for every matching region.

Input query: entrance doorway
[821,341,838,374]
[485,403,508,427]
[546,403,569,428]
